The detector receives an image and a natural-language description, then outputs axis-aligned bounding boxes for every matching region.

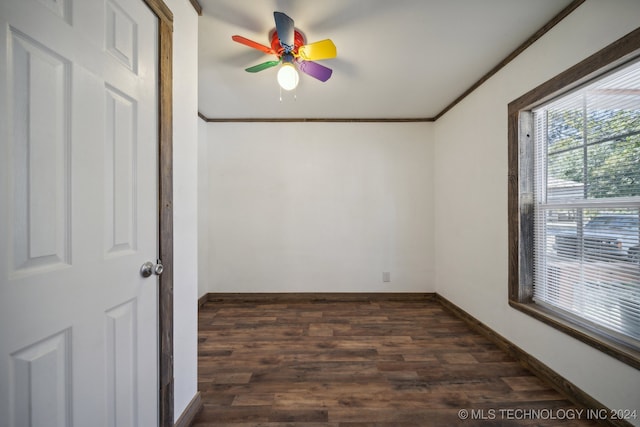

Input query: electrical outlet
[382,272,391,282]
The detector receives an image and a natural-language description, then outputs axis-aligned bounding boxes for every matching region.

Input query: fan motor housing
[271,30,305,56]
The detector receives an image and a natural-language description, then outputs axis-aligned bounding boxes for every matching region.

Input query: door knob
[140,260,163,278]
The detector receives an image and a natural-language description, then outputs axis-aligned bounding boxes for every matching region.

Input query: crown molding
[188,0,202,16]
[197,112,434,123]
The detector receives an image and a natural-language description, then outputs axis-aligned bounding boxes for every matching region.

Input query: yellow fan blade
[298,39,337,61]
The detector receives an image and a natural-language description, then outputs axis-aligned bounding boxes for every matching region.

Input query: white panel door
[0,0,160,426]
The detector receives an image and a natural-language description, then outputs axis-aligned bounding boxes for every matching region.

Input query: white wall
[434,0,640,421]
[166,0,199,421]
[205,122,434,293]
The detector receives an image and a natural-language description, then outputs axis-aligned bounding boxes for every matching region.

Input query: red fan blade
[232,35,276,55]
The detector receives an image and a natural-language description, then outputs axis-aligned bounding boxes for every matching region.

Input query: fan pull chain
[278,87,298,102]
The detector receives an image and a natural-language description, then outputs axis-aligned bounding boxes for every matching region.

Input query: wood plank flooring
[192,296,600,426]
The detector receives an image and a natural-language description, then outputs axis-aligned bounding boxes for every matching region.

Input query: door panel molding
[10,329,72,427]
[9,27,72,275]
[105,300,138,427]
[104,84,138,256]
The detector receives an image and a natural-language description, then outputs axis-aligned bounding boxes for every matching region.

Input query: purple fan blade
[297,60,333,82]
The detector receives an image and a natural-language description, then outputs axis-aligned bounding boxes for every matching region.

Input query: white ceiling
[198,0,575,120]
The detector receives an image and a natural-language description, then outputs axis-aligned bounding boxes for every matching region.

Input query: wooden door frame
[141,1,174,425]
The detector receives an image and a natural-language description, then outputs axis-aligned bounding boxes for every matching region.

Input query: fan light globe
[277,63,299,91]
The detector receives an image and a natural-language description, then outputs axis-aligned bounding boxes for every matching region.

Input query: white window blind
[532,59,640,346]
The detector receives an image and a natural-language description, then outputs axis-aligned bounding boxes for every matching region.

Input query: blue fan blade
[274,11,294,50]
[297,60,332,82]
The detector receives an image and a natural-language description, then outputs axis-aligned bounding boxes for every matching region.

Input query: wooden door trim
[142,1,174,425]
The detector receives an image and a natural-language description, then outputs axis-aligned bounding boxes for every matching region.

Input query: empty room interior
[195,0,640,424]
[1,0,639,426]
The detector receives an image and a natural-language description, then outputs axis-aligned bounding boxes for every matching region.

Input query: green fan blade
[245,60,280,73]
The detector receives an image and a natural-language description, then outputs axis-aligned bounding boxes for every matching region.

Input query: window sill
[509,300,640,370]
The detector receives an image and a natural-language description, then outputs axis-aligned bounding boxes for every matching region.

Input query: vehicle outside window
[554,214,640,262]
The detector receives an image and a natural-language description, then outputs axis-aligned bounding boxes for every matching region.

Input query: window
[532,64,640,343]
[508,28,640,368]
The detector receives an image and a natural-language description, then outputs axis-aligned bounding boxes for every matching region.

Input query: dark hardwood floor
[192,295,600,426]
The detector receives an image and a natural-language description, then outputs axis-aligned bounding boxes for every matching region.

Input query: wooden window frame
[508,27,640,370]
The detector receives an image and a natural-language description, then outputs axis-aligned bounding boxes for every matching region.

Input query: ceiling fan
[231,11,337,91]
